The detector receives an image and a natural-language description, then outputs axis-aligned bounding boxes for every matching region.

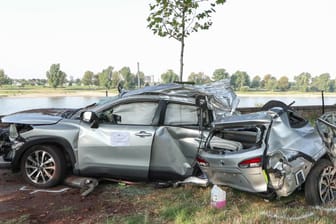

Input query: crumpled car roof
[121,79,239,116]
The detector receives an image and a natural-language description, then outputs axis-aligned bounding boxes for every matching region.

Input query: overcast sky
[0,0,335,81]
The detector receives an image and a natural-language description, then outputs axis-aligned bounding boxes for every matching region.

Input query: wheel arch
[12,136,76,172]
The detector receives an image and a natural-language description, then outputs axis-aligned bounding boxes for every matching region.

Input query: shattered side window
[164,103,199,126]
[103,102,158,125]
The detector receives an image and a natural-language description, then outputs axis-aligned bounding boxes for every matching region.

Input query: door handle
[135,131,152,137]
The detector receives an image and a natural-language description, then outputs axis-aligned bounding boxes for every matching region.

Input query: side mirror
[81,111,99,128]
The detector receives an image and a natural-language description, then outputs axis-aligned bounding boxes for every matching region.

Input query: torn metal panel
[316,112,336,165]
[64,176,98,197]
[121,79,239,117]
[199,107,328,198]
[149,126,200,180]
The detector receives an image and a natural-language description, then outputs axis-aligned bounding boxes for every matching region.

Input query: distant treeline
[0,66,334,92]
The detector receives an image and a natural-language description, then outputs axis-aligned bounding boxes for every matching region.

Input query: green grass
[0,214,30,224]
[96,184,336,224]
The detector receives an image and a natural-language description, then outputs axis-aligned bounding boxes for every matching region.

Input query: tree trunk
[179,9,185,82]
[179,39,184,82]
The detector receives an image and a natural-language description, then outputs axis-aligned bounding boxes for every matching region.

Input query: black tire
[261,100,289,111]
[20,145,66,188]
[305,158,336,205]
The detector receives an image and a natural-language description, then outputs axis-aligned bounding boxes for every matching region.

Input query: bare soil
[0,169,134,224]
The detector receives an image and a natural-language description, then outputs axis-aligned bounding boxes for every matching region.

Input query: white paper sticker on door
[111,132,130,146]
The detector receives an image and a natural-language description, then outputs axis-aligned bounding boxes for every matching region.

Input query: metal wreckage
[0,80,335,205]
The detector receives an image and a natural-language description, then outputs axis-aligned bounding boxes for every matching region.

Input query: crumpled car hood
[0,108,76,125]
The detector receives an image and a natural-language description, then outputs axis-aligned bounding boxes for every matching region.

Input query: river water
[0,95,335,115]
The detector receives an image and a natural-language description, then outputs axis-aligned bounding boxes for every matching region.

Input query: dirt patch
[0,169,135,224]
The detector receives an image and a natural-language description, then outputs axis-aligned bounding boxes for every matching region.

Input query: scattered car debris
[19,185,69,194]
[64,176,98,197]
[173,176,209,188]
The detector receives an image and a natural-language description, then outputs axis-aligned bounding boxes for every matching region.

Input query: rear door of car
[149,100,208,179]
[77,100,159,180]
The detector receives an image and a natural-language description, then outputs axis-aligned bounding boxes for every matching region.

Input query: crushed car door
[77,101,158,180]
[149,101,208,180]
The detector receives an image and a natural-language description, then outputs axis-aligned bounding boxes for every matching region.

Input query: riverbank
[2,86,336,98]
[0,87,117,98]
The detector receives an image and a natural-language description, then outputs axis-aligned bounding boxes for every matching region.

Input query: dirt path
[0,169,132,224]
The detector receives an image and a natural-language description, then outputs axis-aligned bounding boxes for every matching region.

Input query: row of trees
[1,65,336,92]
[161,68,336,92]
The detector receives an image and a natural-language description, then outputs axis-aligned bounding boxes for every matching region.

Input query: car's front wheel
[20,145,66,188]
[305,158,336,205]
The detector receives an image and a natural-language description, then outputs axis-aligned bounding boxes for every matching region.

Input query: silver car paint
[150,126,201,178]
[199,110,327,197]
[77,123,155,179]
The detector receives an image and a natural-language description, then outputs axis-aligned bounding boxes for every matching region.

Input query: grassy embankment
[0,85,117,97]
[97,183,336,224]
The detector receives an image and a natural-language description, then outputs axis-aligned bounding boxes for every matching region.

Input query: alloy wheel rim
[319,166,336,204]
[25,150,56,184]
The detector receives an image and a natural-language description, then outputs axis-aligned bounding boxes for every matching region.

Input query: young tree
[46,64,67,88]
[147,0,226,81]
[161,69,179,83]
[212,68,229,81]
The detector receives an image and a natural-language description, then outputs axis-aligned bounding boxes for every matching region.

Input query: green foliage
[231,70,250,90]
[277,76,290,91]
[161,69,179,83]
[212,68,229,81]
[294,72,311,92]
[98,66,113,90]
[311,73,333,92]
[82,70,94,86]
[46,64,67,88]
[188,72,211,84]
[111,71,121,88]
[147,0,226,81]
[251,75,261,88]
[120,67,136,89]
[0,69,12,86]
[263,74,277,91]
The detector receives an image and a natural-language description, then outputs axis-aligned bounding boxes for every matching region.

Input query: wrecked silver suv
[0,80,237,188]
[198,101,336,205]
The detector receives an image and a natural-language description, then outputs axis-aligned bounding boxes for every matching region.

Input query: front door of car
[77,101,158,180]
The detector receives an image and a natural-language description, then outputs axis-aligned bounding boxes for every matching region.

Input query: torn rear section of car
[198,105,334,205]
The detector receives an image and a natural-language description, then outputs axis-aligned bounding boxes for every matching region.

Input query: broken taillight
[197,156,209,167]
[238,157,262,168]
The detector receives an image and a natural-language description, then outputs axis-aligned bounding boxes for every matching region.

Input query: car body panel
[149,126,200,180]
[0,81,238,182]
[316,112,336,166]
[199,108,327,197]
[77,123,155,180]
